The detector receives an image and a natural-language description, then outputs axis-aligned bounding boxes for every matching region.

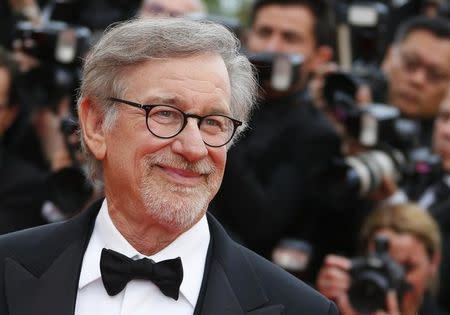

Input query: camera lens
[344,149,402,196]
[349,270,389,314]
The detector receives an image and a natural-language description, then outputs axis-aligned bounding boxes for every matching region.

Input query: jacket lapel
[5,241,84,315]
[4,201,101,315]
[200,214,283,315]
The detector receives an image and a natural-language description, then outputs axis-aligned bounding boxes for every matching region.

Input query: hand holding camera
[317,254,401,315]
[317,237,409,315]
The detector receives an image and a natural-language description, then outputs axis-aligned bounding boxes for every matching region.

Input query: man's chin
[152,206,205,233]
[140,187,209,229]
[392,96,421,116]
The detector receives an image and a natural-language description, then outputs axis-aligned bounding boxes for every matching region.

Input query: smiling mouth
[161,165,203,177]
[397,91,420,103]
[157,165,205,185]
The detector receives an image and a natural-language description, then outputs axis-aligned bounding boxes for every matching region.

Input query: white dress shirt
[419,175,450,209]
[75,199,210,315]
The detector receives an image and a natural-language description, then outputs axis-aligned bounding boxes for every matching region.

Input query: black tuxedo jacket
[0,200,338,315]
[0,150,47,234]
[429,196,450,314]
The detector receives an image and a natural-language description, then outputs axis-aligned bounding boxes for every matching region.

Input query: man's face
[100,53,230,232]
[247,4,317,84]
[370,229,439,314]
[432,89,450,171]
[384,30,450,118]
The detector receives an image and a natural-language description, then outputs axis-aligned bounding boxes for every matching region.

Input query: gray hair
[78,18,257,182]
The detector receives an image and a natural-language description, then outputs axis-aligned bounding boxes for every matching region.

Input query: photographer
[381,15,450,146]
[405,86,450,313]
[3,1,99,223]
[316,203,444,315]
[316,15,450,145]
[211,0,342,270]
[0,48,47,233]
[245,0,333,94]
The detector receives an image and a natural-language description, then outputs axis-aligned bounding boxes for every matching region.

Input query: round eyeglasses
[109,97,242,147]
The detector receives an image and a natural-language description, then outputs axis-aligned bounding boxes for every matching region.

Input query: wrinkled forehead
[118,54,231,113]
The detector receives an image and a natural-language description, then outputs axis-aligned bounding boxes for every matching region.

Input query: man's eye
[403,262,417,273]
[156,110,174,117]
[150,108,181,123]
[256,27,272,38]
[284,32,302,44]
[205,118,221,126]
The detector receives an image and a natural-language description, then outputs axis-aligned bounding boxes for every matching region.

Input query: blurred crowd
[1,0,450,314]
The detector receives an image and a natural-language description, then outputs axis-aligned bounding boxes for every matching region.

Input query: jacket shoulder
[0,199,99,276]
[0,222,72,270]
[239,245,338,315]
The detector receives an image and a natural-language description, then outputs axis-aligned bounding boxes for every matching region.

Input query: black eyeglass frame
[108,97,242,147]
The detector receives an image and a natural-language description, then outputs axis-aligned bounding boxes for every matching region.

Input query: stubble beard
[138,152,221,232]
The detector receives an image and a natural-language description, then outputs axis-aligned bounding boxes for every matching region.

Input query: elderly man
[0,19,337,315]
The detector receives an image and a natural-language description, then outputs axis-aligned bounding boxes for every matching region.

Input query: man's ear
[1,105,19,132]
[381,45,394,74]
[78,98,106,160]
[310,45,333,71]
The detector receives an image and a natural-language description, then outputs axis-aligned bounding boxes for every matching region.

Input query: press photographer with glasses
[0,18,338,315]
[381,15,450,146]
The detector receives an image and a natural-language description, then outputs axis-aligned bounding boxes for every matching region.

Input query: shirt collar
[78,199,210,307]
[443,174,450,187]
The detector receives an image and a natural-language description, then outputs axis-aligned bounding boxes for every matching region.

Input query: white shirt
[75,199,210,315]
[419,175,450,209]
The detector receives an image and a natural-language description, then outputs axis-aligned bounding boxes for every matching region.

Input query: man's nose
[264,35,285,53]
[409,67,428,86]
[171,119,208,162]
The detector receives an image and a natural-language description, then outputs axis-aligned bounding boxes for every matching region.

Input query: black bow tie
[100,248,183,300]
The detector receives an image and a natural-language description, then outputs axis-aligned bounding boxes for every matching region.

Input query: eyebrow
[143,95,232,116]
[142,95,178,105]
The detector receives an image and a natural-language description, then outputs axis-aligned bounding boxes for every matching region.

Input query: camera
[323,72,419,149]
[348,236,411,313]
[13,2,91,110]
[329,147,404,197]
[247,52,303,91]
[335,1,389,68]
[334,0,419,70]
[15,21,90,66]
[322,71,424,197]
[322,71,442,198]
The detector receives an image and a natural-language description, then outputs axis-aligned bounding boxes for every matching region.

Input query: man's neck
[106,200,184,256]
